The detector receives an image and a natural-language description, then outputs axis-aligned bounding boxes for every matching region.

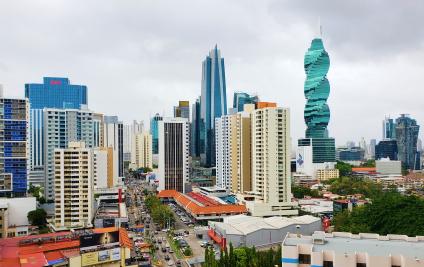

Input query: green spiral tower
[304,38,330,138]
[298,37,335,164]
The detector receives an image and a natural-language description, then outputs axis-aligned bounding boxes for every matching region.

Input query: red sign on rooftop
[50,80,62,85]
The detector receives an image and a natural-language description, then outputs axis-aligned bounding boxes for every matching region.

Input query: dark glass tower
[375,140,398,160]
[150,113,163,154]
[395,114,420,170]
[298,38,335,163]
[233,92,258,112]
[200,45,227,167]
[191,98,201,157]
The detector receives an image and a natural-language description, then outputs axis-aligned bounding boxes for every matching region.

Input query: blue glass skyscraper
[0,96,28,196]
[25,77,87,109]
[233,92,258,112]
[150,113,163,154]
[200,45,227,167]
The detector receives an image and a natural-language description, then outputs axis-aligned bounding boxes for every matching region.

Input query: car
[169,249,174,254]
[162,247,167,253]
[167,260,175,266]
[158,239,162,244]
[164,254,170,261]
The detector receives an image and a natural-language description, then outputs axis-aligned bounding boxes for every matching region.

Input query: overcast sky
[1,0,423,146]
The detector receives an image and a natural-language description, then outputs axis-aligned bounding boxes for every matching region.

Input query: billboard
[81,248,121,266]
[80,231,119,251]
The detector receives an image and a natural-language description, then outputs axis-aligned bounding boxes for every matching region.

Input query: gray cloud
[0,0,423,147]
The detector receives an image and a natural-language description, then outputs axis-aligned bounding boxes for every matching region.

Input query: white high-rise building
[158,118,189,193]
[93,149,108,189]
[43,108,95,200]
[132,132,153,169]
[103,116,123,184]
[53,142,94,230]
[215,115,232,189]
[248,107,297,217]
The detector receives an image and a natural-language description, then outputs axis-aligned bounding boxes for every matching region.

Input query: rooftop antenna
[318,16,323,38]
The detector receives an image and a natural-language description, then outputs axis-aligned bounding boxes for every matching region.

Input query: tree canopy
[27,209,47,227]
[335,161,352,176]
[333,191,424,236]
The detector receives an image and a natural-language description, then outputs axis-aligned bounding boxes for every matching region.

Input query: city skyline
[1,1,424,145]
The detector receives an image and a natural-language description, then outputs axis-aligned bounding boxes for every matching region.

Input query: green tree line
[333,191,424,236]
[144,194,174,228]
[203,244,281,267]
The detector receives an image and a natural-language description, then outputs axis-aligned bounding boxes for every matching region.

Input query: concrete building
[316,169,339,181]
[158,118,189,193]
[282,231,424,267]
[93,148,108,189]
[215,115,232,190]
[376,158,402,175]
[249,107,297,216]
[0,92,29,196]
[53,142,94,230]
[43,108,96,200]
[131,131,153,170]
[208,215,321,249]
[103,116,124,185]
[92,112,104,148]
[0,197,37,238]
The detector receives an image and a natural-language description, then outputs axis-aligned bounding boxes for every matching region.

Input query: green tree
[335,161,352,176]
[151,205,174,228]
[292,185,321,199]
[27,209,47,227]
[360,159,375,167]
[333,191,424,236]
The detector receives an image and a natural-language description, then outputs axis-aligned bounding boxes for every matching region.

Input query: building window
[298,254,311,264]
[324,261,334,267]
[357,264,366,267]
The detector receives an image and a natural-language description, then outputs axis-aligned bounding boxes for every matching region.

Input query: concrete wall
[0,197,36,226]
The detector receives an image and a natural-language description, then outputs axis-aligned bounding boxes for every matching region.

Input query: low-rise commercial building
[282,231,424,267]
[208,214,321,249]
[0,227,136,267]
[157,190,247,221]
[376,158,402,175]
[0,197,37,238]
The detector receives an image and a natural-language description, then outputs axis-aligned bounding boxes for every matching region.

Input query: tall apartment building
[93,148,108,189]
[103,116,124,182]
[44,108,95,200]
[25,77,88,190]
[132,132,153,169]
[191,98,201,157]
[158,118,189,193]
[396,114,420,170]
[54,142,94,230]
[215,115,232,189]
[0,92,29,196]
[215,104,253,193]
[249,107,297,217]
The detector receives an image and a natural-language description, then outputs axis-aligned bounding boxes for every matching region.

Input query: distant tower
[200,45,228,167]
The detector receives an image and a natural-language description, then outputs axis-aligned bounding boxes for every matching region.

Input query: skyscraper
[191,98,201,157]
[174,101,190,119]
[133,132,153,169]
[200,45,227,167]
[25,77,87,109]
[150,113,163,154]
[232,92,259,112]
[383,116,396,140]
[158,118,189,193]
[375,140,398,160]
[103,116,124,180]
[43,108,95,200]
[25,77,89,192]
[395,114,420,170]
[54,142,94,229]
[298,37,335,164]
[249,106,297,216]
[0,92,28,196]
